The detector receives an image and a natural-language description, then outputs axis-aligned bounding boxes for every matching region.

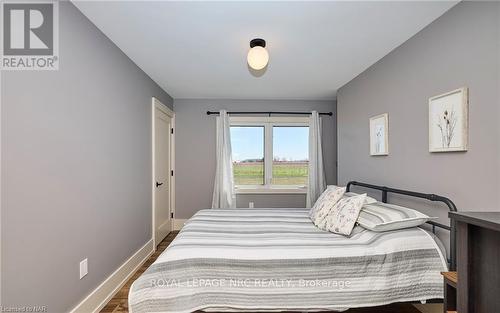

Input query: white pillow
[343,192,377,205]
[309,186,346,223]
[357,202,435,232]
[316,193,367,236]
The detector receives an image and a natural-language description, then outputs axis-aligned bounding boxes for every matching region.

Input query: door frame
[151,97,175,249]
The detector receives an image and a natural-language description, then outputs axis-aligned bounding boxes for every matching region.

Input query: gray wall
[1,2,172,312]
[174,99,337,219]
[337,0,500,232]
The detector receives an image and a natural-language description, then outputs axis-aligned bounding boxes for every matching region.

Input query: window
[230,116,309,193]
[230,126,264,185]
[272,126,309,186]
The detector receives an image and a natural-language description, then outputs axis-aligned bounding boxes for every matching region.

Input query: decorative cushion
[357,202,435,232]
[316,193,367,236]
[343,192,377,205]
[309,186,346,224]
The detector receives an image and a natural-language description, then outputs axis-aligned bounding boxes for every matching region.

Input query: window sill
[235,187,307,195]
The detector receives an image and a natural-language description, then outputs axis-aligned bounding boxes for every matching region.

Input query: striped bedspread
[129,208,447,313]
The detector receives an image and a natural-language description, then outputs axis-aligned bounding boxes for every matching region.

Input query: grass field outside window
[233,161,308,186]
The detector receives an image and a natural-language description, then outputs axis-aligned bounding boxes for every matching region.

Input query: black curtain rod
[206,111,333,116]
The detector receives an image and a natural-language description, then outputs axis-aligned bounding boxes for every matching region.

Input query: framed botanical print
[429,87,468,152]
[369,113,389,156]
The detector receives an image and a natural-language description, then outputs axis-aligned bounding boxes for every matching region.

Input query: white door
[154,104,172,246]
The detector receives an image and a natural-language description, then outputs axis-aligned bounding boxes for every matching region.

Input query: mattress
[129,208,447,313]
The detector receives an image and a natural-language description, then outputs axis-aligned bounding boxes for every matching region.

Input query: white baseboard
[158,219,171,234]
[70,239,154,313]
[173,219,187,230]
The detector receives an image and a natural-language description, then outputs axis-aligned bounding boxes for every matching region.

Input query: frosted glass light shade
[247,46,269,70]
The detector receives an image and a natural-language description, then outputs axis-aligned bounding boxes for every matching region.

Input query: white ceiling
[73,1,457,100]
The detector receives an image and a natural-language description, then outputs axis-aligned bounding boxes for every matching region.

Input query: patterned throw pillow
[343,192,378,205]
[309,186,346,223]
[316,193,367,236]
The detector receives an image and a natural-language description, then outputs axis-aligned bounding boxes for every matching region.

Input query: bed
[129,182,455,313]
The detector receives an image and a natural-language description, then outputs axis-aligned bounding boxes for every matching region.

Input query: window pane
[230,126,264,185]
[272,126,309,186]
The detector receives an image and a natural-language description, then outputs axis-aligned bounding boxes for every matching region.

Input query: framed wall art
[370,113,389,156]
[429,87,468,152]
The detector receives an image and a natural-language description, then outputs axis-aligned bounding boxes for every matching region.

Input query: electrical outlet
[80,258,88,279]
[249,202,254,208]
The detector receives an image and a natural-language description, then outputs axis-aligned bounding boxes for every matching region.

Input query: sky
[230,126,308,162]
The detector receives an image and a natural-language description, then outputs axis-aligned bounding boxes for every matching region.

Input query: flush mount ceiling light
[247,38,269,70]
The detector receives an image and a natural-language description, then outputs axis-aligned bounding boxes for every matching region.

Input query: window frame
[230,116,310,194]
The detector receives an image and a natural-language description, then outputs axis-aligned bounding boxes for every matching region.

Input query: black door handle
[156,182,164,187]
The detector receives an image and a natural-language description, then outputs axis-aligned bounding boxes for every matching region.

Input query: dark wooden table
[449,212,500,313]
[441,271,457,313]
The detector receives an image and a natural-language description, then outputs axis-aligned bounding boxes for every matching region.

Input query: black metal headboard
[346,181,458,270]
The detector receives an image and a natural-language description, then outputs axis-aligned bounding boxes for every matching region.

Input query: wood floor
[101,231,422,313]
[100,231,179,313]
